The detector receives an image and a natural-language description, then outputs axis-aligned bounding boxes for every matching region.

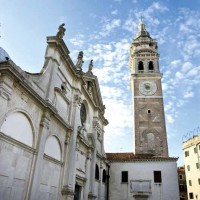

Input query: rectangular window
[154,171,162,183]
[194,147,197,153]
[185,151,189,157]
[189,180,192,186]
[189,192,194,199]
[198,178,200,185]
[179,174,183,180]
[121,171,128,183]
[187,165,190,171]
[196,163,199,169]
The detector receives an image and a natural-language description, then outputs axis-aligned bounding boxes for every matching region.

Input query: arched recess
[44,135,62,161]
[148,61,154,71]
[80,100,91,129]
[102,169,106,183]
[138,61,144,72]
[0,111,34,147]
[95,164,100,180]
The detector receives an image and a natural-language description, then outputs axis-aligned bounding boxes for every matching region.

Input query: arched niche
[138,61,144,71]
[0,112,33,147]
[44,135,61,161]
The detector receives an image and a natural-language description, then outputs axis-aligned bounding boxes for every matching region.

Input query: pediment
[82,74,104,110]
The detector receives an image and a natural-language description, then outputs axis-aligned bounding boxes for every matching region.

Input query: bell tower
[130,18,168,156]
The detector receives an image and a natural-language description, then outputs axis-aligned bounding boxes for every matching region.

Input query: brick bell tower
[130,18,168,156]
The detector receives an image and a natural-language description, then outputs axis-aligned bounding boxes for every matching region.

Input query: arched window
[95,164,99,180]
[148,61,154,71]
[138,61,144,72]
[102,169,106,183]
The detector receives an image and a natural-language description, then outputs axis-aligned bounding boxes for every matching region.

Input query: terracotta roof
[106,152,178,162]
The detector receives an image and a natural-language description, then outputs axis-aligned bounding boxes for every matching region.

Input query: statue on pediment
[56,23,66,39]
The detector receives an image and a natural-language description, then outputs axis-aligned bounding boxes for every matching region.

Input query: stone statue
[87,59,93,75]
[75,51,84,71]
[78,123,87,140]
[56,23,66,39]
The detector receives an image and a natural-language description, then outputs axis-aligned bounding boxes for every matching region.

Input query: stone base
[61,185,74,200]
[88,193,97,200]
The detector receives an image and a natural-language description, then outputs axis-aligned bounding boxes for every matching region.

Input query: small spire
[87,59,93,75]
[135,16,151,39]
[75,51,84,71]
[56,23,66,39]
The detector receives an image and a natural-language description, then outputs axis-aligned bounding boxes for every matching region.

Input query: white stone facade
[0,26,108,200]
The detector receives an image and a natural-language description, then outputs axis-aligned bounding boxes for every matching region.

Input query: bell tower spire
[130,19,168,156]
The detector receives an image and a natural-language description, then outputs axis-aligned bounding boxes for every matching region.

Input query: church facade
[0,21,179,200]
[0,25,108,200]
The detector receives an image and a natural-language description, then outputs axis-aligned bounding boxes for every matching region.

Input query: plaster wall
[109,160,179,200]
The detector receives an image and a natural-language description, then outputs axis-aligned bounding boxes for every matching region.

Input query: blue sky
[1,0,200,165]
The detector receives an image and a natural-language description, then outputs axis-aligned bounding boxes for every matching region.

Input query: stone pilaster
[83,149,92,199]
[61,94,82,200]
[29,112,50,200]
[0,74,13,122]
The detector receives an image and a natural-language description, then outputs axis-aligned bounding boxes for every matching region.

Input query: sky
[0,0,200,166]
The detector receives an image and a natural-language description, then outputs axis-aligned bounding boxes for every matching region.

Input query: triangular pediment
[82,73,104,110]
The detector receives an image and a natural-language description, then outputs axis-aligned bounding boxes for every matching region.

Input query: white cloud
[99,18,121,37]
[111,10,118,15]
[181,62,193,72]
[175,71,184,79]
[166,114,174,124]
[183,91,194,99]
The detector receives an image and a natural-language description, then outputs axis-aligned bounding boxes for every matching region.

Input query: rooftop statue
[56,23,66,39]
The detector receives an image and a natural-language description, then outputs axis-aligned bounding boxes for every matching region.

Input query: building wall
[109,160,179,200]
[183,135,200,200]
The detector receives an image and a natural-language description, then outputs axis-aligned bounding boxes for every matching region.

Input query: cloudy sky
[1,0,200,165]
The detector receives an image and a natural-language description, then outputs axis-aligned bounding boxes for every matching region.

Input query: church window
[102,169,106,183]
[198,178,200,185]
[189,192,194,199]
[179,174,183,180]
[121,171,128,183]
[154,171,162,183]
[95,164,99,180]
[194,147,197,153]
[138,61,144,72]
[148,61,154,72]
[187,165,190,171]
[147,109,151,114]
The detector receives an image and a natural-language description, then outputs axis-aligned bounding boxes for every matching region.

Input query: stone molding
[0,78,13,101]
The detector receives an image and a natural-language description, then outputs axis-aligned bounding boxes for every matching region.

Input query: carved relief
[74,94,82,106]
